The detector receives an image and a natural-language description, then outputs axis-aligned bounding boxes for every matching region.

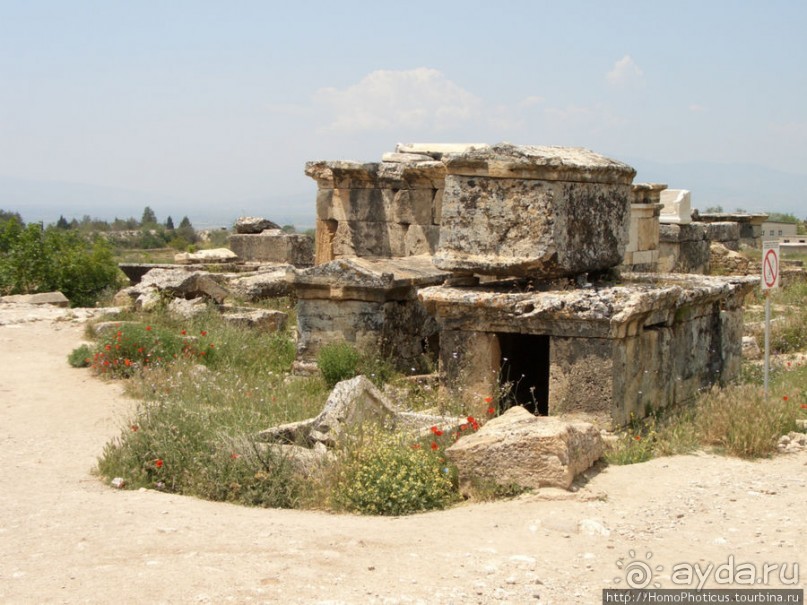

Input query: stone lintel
[696,212,769,226]
[442,143,636,184]
[418,273,758,339]
[291,256,449,297]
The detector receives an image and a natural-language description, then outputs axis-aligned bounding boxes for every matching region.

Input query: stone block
[228,232,313,266]
[445,406,604,491]
[659,189,692,224]
[434,144,635,278]
[227,266,292,301]
[703,222,741,249]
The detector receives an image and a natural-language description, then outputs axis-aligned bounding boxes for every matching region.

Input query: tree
[0,224,122,306]
[56,215,70,230]
[703,205,724,213]
[176,216,197,244]
[141,206,157,226]
[165,216,175,230]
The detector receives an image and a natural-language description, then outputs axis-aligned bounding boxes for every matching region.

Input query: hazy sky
[1,0,805,222]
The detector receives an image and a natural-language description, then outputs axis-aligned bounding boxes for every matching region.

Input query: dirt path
[1,306,805,604]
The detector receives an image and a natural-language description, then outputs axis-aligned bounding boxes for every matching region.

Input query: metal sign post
[761,241,780,397]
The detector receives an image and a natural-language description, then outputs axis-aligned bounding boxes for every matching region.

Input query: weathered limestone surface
[116,268,230,309]
[445,406,603,491]
[658,223,710,273]
[228,230,313,266]
[434,144,636,278]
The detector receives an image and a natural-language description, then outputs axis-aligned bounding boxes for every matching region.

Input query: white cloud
[313,68,482,134]
[606,55,644,87]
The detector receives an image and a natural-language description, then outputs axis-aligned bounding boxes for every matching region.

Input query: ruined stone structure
[622,183,665,272]
[290,256,447,372]
[298,142,757,427]
[695,212,768,248]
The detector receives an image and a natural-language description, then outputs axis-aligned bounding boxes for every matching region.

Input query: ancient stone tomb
[300,143,756,427]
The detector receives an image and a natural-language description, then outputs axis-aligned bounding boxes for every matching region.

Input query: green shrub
[317,341,361,387]
[67,344,93,368]
[0,223,123,306]
[332,427,457,515]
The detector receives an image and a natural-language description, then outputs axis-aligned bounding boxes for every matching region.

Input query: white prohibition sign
[762,243,779,290]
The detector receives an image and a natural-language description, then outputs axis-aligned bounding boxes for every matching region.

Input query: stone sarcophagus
[433,144,637,278]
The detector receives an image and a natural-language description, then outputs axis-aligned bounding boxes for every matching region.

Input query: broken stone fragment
[234,216,281,234]
[445,406,604,492]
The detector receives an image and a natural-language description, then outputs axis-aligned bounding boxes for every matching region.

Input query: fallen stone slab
[0,292,70,307]
[226,265,292,300]
[174,248,239,264]
[221,308,287,332]
[445,406,603,492]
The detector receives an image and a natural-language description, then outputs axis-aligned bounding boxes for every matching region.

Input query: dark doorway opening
[498,333,550,415]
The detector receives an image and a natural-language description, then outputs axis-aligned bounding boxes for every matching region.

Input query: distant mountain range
[2,159,805,228]
[0,176,317,229]
[625,157,806,217]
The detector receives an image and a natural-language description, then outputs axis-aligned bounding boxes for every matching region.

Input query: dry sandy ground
[1,304,805,604]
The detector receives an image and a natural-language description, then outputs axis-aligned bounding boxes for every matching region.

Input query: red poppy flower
[801,404,807,410]
[634,435,641,441]
[146,326,152,331]
[430,442,439,451]
[180,329,187,336]
[783,395,789,401]
[484,396,493,404]
[411,443,422,450]
[230,453,240,460]
[200,330,207,336]
[154,458,164,468]
[130,425,139,432]
[487,407,495,415]
[467,416,475,423]
[124,359,132,367]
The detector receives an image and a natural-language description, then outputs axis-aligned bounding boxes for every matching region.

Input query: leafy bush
[332,427,457,515]
[0,222,123,306]
[317,341,361,387]
[67,344,93,368]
